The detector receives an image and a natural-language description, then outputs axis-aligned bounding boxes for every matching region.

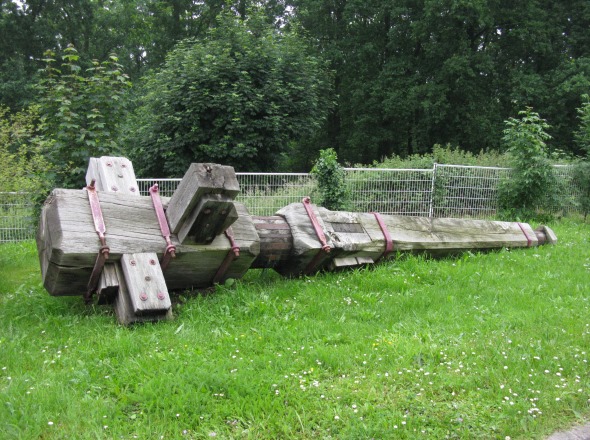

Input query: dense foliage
[126,11,332,176]
[1,0,589,175]
[498,108,558,219]
[310,148,347,210]
[573,95,590,219]
[37,46,131,187]
[0,105,51,194]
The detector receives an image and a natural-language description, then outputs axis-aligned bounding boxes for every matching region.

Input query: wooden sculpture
[37,157,557,324]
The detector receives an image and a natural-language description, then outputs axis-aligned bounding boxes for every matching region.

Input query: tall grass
[0,220,589,439]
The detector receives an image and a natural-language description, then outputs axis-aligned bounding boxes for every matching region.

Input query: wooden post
[84,156,173,324]
[166,163,240,244]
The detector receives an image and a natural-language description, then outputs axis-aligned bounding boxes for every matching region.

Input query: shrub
[498,107,559,220]
[311,148,347,210]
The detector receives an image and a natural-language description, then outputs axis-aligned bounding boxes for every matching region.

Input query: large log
[37,157,557,325]
[37,189,260,296]
[272,202,555,275]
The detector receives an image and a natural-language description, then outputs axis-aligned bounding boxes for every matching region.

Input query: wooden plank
[166,163,240,235]
[120,253,171,315]
[177,194,238,244]
[113,264,173,325]
[38,190,260,295]
[85,156,139,195]
[97,263,119,305]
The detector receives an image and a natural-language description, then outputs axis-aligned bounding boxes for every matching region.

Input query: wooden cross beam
[37,157,557,324]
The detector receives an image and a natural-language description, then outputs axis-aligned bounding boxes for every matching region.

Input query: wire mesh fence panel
[139,174,317,216]
[432,165,511,219]
[0,192,35,242]
[344,168,434,216]
[136,179,181,197]
[551,165,582,215]
[2,165,585,244]
[236,173,317,216]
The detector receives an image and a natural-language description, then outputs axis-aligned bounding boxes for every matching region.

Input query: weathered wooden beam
[85,156,139,195]
[120,253,171,315]
[251,216,293,269]
[273,201,556,275]
[37,189,260,296]
[166,163,240,244]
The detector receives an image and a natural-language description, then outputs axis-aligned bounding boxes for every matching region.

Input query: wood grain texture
[97,263,119,305]
[37,189,260,295]
[177,194,238,244]
[85,156,139,195]
[166,163,240,234]
[120,253,171,314]
[113,264,173,325]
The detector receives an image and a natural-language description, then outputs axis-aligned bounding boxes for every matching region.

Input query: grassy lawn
[0,220,589,439]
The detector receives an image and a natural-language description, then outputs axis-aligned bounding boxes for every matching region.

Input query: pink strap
[517,222,533,247]
[149,184,176,270]
[212,227,240,284]
[372,212,393,260]
[302,197,331,274]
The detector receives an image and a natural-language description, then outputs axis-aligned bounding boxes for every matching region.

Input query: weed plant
[0,221,589,439]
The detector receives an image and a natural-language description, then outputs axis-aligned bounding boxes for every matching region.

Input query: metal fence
[1,164,584,243]
[0,192,36,243]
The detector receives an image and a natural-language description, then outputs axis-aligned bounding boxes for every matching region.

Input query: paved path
[547,423,590,440]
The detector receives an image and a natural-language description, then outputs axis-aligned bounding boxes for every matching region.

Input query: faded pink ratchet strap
[85,179,110,302]
[302,197,331,274]
[517,222,533,247]
[372,212,393,261]
[213,227,240,284]
[149,184,176,270]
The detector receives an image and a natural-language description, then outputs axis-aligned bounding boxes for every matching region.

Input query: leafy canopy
[126,10,333,177]
[37,45,131,187]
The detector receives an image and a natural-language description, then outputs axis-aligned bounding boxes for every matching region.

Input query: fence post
[429,163,438,218]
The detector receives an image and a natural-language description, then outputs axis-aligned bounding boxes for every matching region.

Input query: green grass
[1,220,589,439]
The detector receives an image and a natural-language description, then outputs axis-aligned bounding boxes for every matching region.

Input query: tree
[37,45,131,187]
[125,10,332,176]
[498,107,558,219]
[573,94,590,219]
[0,105,51,194]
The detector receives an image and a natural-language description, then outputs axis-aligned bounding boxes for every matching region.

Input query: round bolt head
[145,276,151,282]
[157,292,165,300]
[140,293,148,301]
[111,185,118,192]
[130,187,136,192]
[106,162,113,167]
[149,259,156,265]
[130,260,136,266]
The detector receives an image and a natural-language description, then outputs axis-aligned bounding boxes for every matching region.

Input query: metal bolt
[118,173,124,178]
[130,260,136,266]
[121,163,127,168]
[130,187,136,193]
[145,276,151,282]
[111,185,118,192]
[140,293,148,301]
[157,292,165,300]
[149,259,156,265]
[106,162,113,167]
